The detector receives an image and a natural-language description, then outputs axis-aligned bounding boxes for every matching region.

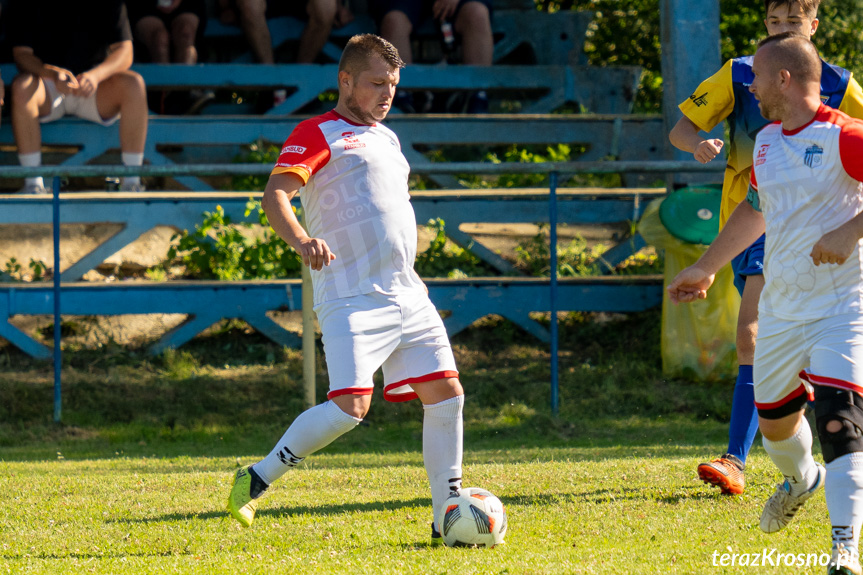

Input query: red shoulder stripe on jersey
[839,114,863,183]
[272,113,334,179]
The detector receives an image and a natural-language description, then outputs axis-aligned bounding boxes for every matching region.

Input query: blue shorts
[730,234,765,296]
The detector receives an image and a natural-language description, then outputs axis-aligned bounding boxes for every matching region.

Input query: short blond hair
[757,31,822,85]
[339,34,404,75]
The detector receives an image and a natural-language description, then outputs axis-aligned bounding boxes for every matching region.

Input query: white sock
[253,400,361,485]
[423,395,464,530]
[826,452,863,556]
[763,421,820,496]
[19,152,43,188]
[121,152,144,187]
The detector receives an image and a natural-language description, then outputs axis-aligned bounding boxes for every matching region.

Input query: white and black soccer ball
[440,487,507,548]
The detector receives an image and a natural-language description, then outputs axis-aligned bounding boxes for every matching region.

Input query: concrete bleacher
[0,188,664,357]
[0,2,674,358]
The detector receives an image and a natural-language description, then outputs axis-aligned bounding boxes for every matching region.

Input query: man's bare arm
[261,172,336,271]
[669,116,725,164]
[667,200,765,303]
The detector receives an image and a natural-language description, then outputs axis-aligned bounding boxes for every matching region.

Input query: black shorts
[367,0,493,30]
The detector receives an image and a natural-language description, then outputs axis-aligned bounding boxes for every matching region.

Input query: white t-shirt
[271,110,425,305]
[750,104,863,320]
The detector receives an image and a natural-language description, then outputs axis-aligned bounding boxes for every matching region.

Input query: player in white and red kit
[669,33,863,573]
[227,34,464,545]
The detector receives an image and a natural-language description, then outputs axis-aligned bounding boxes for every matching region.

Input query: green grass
[0,312,836,573]
[0,443,832,574]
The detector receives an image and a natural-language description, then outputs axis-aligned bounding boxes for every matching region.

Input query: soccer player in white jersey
[669,33,863,574]
[227,34,464,545]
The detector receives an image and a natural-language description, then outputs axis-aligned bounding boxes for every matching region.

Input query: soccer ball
[440,487,507,548]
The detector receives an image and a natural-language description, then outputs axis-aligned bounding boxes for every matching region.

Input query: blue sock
[726,365,758,463]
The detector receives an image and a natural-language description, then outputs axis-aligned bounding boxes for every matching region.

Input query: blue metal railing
[1,160,723,421]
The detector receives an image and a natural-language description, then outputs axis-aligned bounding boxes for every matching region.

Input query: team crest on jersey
[281,145,306,154]
[756,143,770,166]
[689,92,708,107]
[804,144,823,168]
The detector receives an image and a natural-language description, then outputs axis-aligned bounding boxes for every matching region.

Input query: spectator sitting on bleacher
[128,0,215,114]
[370,0,493,113]
[8,0,148,193]
[218,0,354,107]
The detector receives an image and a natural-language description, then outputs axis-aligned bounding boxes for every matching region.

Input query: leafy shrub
[414,218,494,278]
[532,0,863,113]
[165,200,302,280]
[514,226,605,277]
[231,140,280,192]
[1,257,50,282]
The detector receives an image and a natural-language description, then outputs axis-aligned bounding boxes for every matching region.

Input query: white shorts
[315,290,458,402]
[40,79,119,126]
[754,312,863,417]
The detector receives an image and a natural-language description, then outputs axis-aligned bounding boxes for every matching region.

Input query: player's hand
[74,72,99,98]
[0,75,5,108]
[298,237,336,271]
[811,226,858,266]
[667,265,715,304]
[432,0,459,21]
[48,66,79,94]
[693,139,724,164]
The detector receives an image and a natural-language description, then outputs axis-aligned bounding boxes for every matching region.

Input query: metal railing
[0,160,724,421]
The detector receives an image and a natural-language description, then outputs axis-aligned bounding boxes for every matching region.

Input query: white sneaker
[828,545,862,575]
[119,182,146,192]
[760,464,825,533]
[19,183,47,194]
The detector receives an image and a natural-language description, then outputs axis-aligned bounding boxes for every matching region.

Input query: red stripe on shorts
[383,371,460,403]
[800,371,863,395]
[755,382,812,410]
[327,387,374,400]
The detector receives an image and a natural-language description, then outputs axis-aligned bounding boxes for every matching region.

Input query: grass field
[0,312,836,574]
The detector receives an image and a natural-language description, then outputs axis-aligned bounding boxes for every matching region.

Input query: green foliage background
[534,0,863,113]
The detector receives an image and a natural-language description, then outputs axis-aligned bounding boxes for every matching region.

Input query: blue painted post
[549,171,559,416]
[660,0,722,183]
[52,176,62,423]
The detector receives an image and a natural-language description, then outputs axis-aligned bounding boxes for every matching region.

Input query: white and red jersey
[750,104,863,320]
[272,110,424,305]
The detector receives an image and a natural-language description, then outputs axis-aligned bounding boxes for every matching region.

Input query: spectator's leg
[171,12,200,64]
[135,17,171,63]
[96,71,148,187]
[11,74,50,190]
[455,1,492,65]
[235,0,274,63]
[298,0,337,63]
[11,74,49,155]
[379,10,413,63]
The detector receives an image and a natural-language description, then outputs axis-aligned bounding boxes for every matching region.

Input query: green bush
[165,200,303,280]
[532,0,863,113]
[414,218,494,278]
[1,257,49,282]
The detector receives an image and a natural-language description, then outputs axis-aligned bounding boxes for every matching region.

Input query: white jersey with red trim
[271,110,425,305]
[750,105,863,320]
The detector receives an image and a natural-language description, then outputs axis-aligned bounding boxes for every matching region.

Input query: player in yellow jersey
[669,0,863,496]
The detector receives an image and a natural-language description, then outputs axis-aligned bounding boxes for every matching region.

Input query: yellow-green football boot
[228,465,267,527]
